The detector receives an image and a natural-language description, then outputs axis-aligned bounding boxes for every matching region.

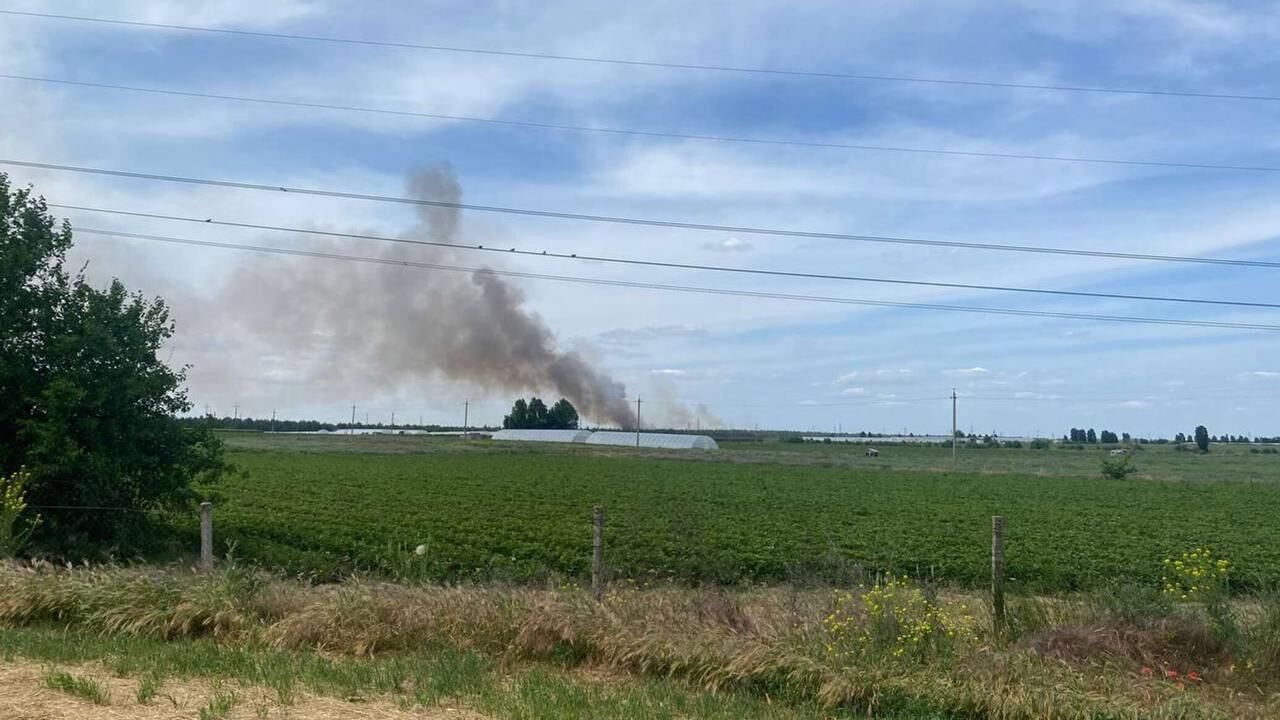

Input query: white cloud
[945,367,991,377]
[834,371,859,384]
[702,237,753,252]
[651,368,686,376]
[840,387,867,396]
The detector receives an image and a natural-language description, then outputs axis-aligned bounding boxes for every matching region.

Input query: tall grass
[41,669,110,704]
[3,563,1280,718]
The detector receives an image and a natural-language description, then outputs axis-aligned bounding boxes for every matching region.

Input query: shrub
[824,577,977,661]
[1100,456,1137,480]
[1162,548,1229,601]
[1029,439,1051,450]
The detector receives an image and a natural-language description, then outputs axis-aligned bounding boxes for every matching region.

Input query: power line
[74,226,1280,332]
[6,73,1280,175]
[52,203,1280,310]
[7,158,1279,270]
[5,9,1279,104]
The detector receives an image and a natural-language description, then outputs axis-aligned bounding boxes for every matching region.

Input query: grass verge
[3,564,1280,718]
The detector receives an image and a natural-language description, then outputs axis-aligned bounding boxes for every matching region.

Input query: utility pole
[635,397,642,447]
[463,400,469,437]
[270,409,276,434]
[391,412,395,428]
[233,403,239,421]
[951,389,958,464]
[350,405,356,436]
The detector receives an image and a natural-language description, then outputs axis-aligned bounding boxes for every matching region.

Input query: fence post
[592,506,606,601]
[200,501,214,571]
[991,515,1005,635]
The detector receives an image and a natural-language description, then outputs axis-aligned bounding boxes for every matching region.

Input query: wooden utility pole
[635,398,642,447]
[951,389,958,464]
[463,400,469,437]
[199,502,214,571]
[592,506,606,601]
[270,409,276,434]
[992,515,1006,635]
[350,405,356,435]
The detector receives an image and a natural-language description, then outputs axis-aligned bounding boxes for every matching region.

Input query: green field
[201,433,1280,590]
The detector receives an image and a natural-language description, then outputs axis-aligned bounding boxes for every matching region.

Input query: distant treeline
[177,416,1280,443]
[175,416,495,433]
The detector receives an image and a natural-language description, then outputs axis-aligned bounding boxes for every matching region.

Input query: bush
[0,174,227,555]
[824,577,977,662]
[1162,548,1229,602]
[1029,439,1051,450]
[1100,456,1138,480]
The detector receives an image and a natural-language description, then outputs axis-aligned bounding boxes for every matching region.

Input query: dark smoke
[215,165,635,427]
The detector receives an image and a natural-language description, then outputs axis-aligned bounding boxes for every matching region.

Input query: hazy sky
[2,1,1279,436]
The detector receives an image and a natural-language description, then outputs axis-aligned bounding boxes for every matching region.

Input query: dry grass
[2,563,1279,719]
[1,660,488,719]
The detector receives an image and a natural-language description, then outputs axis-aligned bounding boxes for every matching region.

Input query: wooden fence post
[200,501,214,571]
[991,515,1005,635]
[592,506,606,601]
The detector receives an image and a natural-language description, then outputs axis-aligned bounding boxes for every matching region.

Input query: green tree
[1100,430,1119,444]
[527,397,549,428]
[547,399,579,429]
[1195,425,1210,453]
[1086,428,1098,444]
[503,396,579,429]
[502,398,529,429]
[0,173,225,553]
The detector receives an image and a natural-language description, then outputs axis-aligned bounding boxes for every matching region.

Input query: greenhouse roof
[584,432,719,450]
[490,429,593,443]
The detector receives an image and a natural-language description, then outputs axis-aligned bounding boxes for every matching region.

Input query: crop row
[208,450,1280,590]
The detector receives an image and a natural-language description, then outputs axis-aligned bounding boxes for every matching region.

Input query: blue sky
[2,0,1279,436]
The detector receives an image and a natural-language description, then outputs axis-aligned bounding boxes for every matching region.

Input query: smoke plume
[215,165,636,427]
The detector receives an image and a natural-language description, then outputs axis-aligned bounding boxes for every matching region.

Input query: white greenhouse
[584,431,719,450]
[490,429,593,444]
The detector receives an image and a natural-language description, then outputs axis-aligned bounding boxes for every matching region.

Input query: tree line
[502,397,579,430]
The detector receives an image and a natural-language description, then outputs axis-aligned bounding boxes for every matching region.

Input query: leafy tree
[0,173,226,553]
[1195,425,1210,453]
[547,399,579,429]
[1122,432,1131,443]
[527,397,549,428]
[1100,430,1119,444]
[1175,432,1186,444]
[502,398,529,429]
[503,396,579,429]
[1086,428,1098,444]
